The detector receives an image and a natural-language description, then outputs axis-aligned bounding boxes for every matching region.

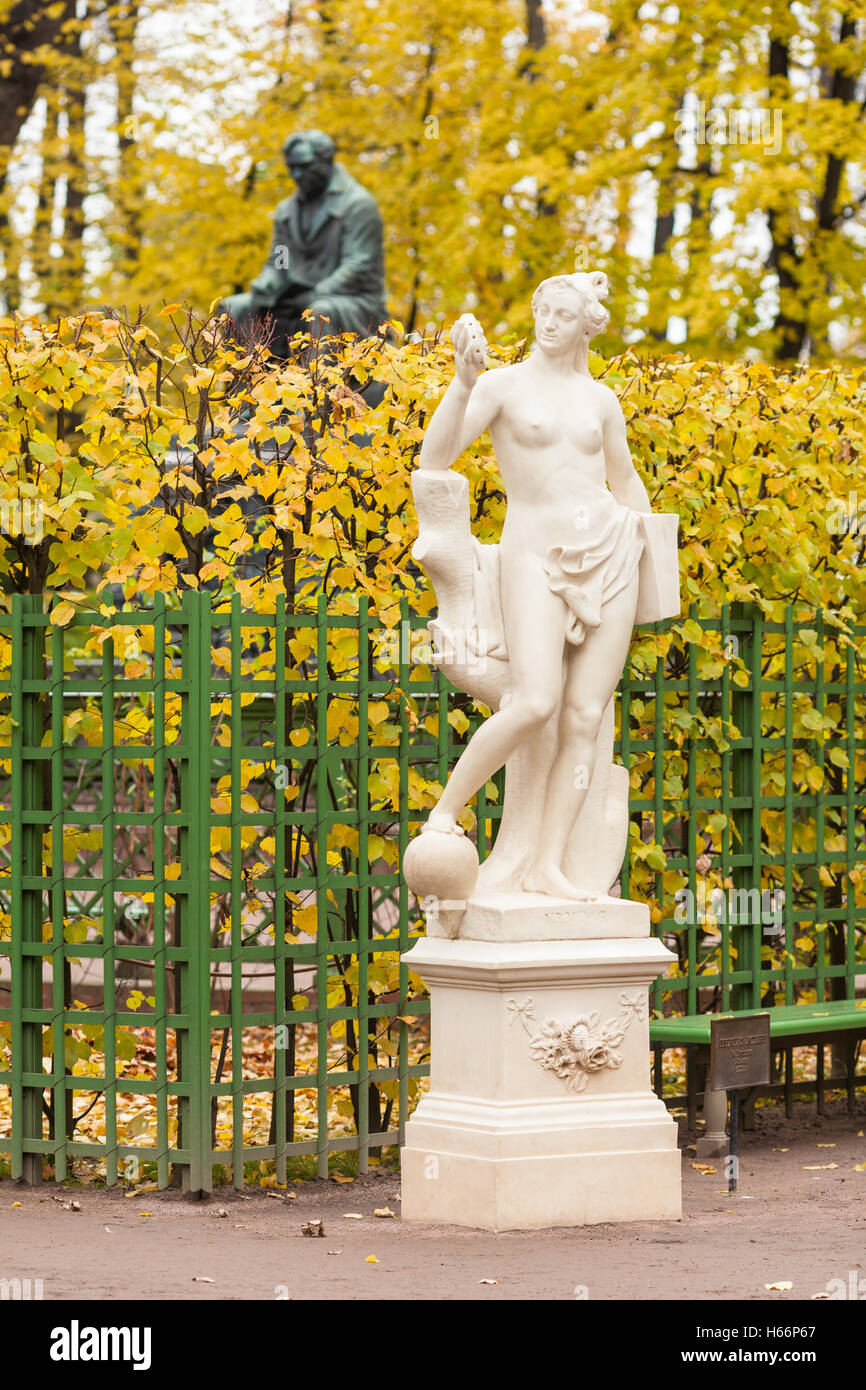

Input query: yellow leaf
[447,709,470,735]
[50,602,76,627]
[364,1254,379,1263]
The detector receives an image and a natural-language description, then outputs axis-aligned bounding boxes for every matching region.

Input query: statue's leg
[428,548,567,831]
[524,570,639,900]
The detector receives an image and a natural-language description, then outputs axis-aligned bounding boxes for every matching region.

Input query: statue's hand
[450,313,488,388]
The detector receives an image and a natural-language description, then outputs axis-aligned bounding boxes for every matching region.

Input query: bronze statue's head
[282,130,335,202]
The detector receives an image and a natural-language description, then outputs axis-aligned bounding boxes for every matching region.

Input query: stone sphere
[403,828,479,902]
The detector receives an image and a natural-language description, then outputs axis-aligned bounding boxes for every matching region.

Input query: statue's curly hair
[531,270,610,342]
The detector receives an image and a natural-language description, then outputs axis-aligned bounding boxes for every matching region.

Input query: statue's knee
[221,293,258,332]
[561,700,605,742]
[513,690,558,728]
[305,299,332,330]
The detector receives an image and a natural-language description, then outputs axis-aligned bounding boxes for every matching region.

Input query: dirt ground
[2,1098,865,1301]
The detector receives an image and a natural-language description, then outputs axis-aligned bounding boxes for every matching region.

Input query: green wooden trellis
[0,592,864,1190]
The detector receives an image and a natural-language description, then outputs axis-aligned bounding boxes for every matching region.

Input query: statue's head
[530,271,610,367]
[282,130,335,202]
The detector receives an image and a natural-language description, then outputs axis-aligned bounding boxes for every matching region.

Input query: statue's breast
[500,403,561,449]
[499,399,603,456]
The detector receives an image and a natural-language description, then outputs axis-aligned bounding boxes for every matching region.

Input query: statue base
[400,906,682,1231]
[424,891,649,940]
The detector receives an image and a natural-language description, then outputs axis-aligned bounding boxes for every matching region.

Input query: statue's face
[533,285,585,358]
[287,154,333,203]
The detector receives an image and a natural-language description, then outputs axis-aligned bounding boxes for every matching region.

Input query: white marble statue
[404,270,679,908]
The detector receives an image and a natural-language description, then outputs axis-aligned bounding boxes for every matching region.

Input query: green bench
[650,999,866,1131]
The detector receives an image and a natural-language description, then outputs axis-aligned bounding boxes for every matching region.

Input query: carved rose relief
[506,992,646,1093]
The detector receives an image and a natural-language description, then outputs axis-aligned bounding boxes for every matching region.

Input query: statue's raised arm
[417,314,497,472]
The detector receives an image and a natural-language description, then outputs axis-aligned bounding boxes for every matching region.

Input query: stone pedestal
[401,899,682,1231]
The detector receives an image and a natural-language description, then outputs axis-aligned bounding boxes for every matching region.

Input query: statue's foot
[422,809,465,836]
[523,864,599,902]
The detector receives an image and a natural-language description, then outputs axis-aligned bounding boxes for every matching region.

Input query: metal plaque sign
[710,1013,771,1091]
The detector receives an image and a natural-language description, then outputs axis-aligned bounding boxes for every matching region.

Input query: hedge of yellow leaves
[0,310,864,1172]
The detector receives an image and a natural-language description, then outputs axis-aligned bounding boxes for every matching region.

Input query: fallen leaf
[343,1213,364,1219]
[803,1163,838,1170]
[327,1249,342,1255]
[11,1202,20,1208]
[854,1162,866,1172]
[374,1207,397,1219]
[104,1226,113,1233]
[331,1174,354,1184]
[232,1224,248,1229]
[691,1162,716,1174]
[811,1292,830,1300]
[816,1143,836,1148]
[215,1208,228,1217]
[138,1212,153,1217]
[365,1255,379,1263]
[765,1281,793,1291]
[192,1276,214,1283]
[478,1278,498,1285]
[772,1147,789,1152]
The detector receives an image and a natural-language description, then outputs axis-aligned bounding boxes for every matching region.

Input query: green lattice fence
[0,593,864,1189]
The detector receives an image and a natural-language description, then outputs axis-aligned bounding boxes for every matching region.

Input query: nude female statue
[414,271,654,902]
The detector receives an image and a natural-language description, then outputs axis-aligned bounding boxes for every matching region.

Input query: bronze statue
[221,130,387,354]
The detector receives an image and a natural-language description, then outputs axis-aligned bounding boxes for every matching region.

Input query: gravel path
[2,1099,865,1301]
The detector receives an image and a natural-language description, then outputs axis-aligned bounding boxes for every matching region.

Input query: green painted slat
[356,596,370,1174]
[397,596,410,1149]
[196,591,214,1194]
[845,639,856,999]
[273,591,288,1184]
[619,655,632,901]
[49,615,67,1181]
[10,596,43,1182]
[315,591,329,1178]
[100,618,119,1186]
[815,609,826,1006]
[230,594,244,1188]
[720,603,732,1011]
[152,592,170,1189]
[651,999,866,1044]
[750,608,764,1011]
[784,607,794,1006]
[652,637,664,1017]
[686,603,698,1018]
